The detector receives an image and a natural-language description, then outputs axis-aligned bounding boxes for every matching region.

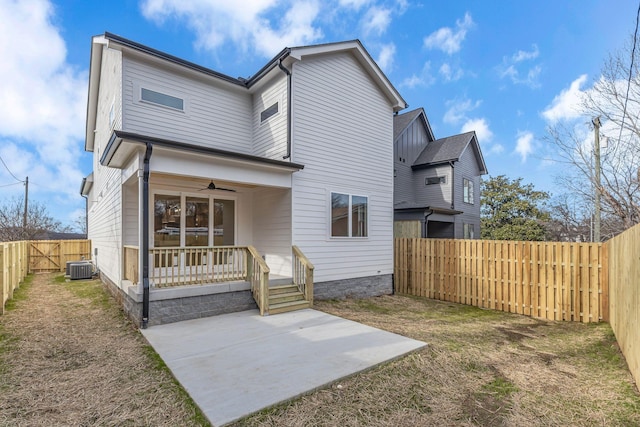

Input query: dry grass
[235,295,640,427]
[0,273,209,427]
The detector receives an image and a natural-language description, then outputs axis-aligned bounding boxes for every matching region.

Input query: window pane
[141,88,184,110]
[331,193,349,237]
[214,199,235,246]
[154,195,180,247]
[185,197,209,246]
[260,102,279,122]
[351,196,368,237]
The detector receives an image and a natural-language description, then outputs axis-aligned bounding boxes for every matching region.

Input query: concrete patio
[141,308,426,426]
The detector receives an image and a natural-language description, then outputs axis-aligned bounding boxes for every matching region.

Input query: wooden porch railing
[247,246,270,316]
[292,245,314,305]
[123,245,138,283]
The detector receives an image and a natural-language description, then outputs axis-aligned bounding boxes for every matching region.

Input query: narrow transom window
[426,176,446,185]
[260,102,279,123]
[141,87,184,111]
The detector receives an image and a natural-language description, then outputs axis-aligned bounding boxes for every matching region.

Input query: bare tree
[546,38,640,239]
[0,197,69,242]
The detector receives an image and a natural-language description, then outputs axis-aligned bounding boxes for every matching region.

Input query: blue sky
[0,0,638,228]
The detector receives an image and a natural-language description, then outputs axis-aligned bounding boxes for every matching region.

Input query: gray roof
[413,131,476,167]
[393,108,423,141]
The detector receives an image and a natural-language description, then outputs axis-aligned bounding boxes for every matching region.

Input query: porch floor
[140,308,426,426]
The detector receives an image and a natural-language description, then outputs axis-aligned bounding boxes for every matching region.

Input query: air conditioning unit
[69,262,93,280]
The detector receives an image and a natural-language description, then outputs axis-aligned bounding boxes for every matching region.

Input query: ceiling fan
[198,180,236,192]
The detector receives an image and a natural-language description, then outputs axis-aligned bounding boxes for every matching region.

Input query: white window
[426,176,446,185]
[331,192,368,238]
[463,178,474,204]
[141,87,184,111]
[464,223,475,239]
[260,102,279,123]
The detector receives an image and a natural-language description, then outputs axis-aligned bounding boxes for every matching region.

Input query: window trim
[463,223,475,239]
[425,176,446,185]
[463,177,475,205]
[329,191,369,239]
[135,82,187,113]
[260,101,280,124]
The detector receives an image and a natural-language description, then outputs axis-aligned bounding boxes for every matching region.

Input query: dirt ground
[0,273,208,426]
[2,275,639,427]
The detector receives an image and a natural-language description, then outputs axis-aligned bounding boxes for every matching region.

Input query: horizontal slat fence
[1,241,29,314]
[29,240,92,272]
[394,238,606,323]
[606,222,640,388]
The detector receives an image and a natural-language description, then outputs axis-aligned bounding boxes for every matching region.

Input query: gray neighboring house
[393,108,487,239]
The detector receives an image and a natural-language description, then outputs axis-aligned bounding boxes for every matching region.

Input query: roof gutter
[141,142,153,329]
[277,59,292,159]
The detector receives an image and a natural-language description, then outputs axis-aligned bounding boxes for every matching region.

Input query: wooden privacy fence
[394,238,607,323]
[1,241,29,314]
[29,240,92,272]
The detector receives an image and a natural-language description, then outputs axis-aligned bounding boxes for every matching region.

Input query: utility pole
[592,117,601,242]
[23,176,28,238]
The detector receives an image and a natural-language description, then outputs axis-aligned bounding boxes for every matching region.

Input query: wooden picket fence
[394,238,607,323]
[29,240,92,272]
[1,241,29,314]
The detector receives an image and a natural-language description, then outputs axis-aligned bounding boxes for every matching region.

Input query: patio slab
[141,308,426,426]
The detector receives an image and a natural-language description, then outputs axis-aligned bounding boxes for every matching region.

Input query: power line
[617,1,640,146]
[0,154,23,183]
[0,182,23,188]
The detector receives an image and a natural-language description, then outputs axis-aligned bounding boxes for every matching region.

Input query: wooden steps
[268,284,311,314]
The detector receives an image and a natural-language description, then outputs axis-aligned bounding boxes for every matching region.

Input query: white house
[81,33,407,327]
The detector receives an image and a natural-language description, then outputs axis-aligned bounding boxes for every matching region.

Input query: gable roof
[412,131,488,174]
[393,107,436,143]
[85,33,407,152]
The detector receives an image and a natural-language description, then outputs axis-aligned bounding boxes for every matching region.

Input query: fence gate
[28,240,91,273]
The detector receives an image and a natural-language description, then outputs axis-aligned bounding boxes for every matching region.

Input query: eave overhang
[100,130,305,172]
[80,172,94,196]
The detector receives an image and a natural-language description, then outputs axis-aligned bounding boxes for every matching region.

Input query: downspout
[141,142,153,329]
[424,209,433,238]
[278,59,292,160]
[449,161,455,210]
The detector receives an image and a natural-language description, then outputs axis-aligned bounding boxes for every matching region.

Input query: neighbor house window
[260,102,279,123]
[463,178,474,204]
[464,223,475,239]
[141,87,184,111]
[426,176,446,185]
[331,192,368,237]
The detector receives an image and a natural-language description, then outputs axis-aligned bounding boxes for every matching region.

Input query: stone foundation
[314,274,393,300]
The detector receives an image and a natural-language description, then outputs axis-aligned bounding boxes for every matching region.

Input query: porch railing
[247,246,270,315]
[292,245,314,304]
[123,245,139,283]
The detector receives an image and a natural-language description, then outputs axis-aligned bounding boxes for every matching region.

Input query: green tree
[481,175,551,241]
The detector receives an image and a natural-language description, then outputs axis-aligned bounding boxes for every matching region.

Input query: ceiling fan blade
[218,187,236,192]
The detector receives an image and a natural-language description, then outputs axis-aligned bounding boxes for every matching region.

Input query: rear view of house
[393,108,487,238]
[81,33,406,327]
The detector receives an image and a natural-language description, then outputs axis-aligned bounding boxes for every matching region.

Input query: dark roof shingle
[412,131,476,167]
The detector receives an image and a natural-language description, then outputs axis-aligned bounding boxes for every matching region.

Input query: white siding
[291,52,395,283]
[88,47,124,287]
[122,179,138,246]
[252,75,288,160]
[252,188,292,276]
[122,56,253,153]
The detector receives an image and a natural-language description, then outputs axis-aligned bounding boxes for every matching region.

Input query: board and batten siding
[122,55,253,154]
[453,145,482,238]
[291,52,395,283]
[252,187,292,276]
[252,75,288,160]
[88,47,124,286]
[394,115,431,204]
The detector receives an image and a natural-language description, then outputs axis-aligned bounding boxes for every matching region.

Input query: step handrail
[247,246,270,315]
[292,245,314,305]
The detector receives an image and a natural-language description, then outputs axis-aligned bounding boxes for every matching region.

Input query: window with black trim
[260,102,279,123]
[141,87,184,111]
[463,178,474,204]
[426,176,446,185]
[331,192,368,237]
[464,223,475,239]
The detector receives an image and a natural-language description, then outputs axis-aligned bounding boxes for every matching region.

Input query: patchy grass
[0,273,210,426]
[235,295,640,427]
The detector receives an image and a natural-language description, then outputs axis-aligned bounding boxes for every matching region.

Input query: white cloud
[399,61,435,88]
[443,98,481,125]
[461,118,493,142]
[376,43,395,73]
[362,6,392,36]
[512,44,539,62]
[498,44,542,88]
[338,0,370,9]
[141,0,324,57]
[0,0,87,217]
[541,74,588,123]
[439,62,463,81]
[424,12,474,55]
[515,131,534,162]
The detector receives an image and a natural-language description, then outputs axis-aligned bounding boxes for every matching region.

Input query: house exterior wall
[252,75,288,159]
[291,52,394,285]
[252,187,292,276]
[122,55,254,155]
[454,146,482,238]
[88,47,124,287]
[394,118,431,204]
[413,164,453,209]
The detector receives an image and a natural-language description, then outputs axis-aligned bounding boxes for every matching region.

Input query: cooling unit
[68,261,93,280]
